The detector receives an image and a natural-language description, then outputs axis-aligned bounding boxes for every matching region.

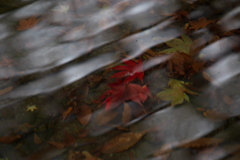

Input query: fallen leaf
[122,103,132,124]
[157,79,198,106]
[111,59,144,84]
[48,141,65,149]
[34,133,42,144]
[189,17,215,31]
[0,135,21,143]
[26,105,37,112]
[16,16,41,31]
[76,104,92,126]
[101,81,152,110]
[64,132,76,147]
[82,151,102,160]
[62,107,73,120]
[101,131,147,154]
[0,86,13,96]
[161,35,193,54]
[95,110,118,126]
[181,138,224,148]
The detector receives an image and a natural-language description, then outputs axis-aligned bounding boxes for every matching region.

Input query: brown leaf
[82,151,102,160]
[48,141,65,149]
[77,104,92,126]
[16,16,41,31]
[203,110,228,122]
[95,110,118,126]
[181,138,224,148]
[62,107,73,120]
[101,131,147,154]
[34,133,42,144]
[0,135,21,143]
[0,86,13,95]
[189,17,215,31]
[122,103,132,124]
[64,132,76,147]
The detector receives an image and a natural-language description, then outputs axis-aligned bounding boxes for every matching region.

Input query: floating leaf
[101,131,147,154]
[122,103,132,124]
[161,35,193,54]
[77,104,92,126]
[26,105,37,112]
[0,135,21,144]
[157,79,198,106]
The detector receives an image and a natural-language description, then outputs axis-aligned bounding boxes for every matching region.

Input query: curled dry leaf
[0,135,21,143]
[181,138,224,148]
[122,103,132,124]
[101,131,147,154]
[77,104,92,126]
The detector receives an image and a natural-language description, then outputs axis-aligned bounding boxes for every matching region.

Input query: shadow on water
[0,0,240,159]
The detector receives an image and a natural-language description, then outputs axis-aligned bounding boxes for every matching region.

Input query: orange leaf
[62,107,73,120]
[0,135,21,143]
[101,131,147,154]
[64,132,76,147]
[16,16,41,31]
[77,104,92,126]
[189,17,214,31]
[0,86,13,95]
[48,141,65,149]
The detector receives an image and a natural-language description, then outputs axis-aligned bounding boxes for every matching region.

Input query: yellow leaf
[26,105,37,112]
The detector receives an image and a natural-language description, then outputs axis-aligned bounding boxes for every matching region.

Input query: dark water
[0,0,240,159]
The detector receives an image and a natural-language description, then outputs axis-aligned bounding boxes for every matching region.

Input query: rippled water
[0,0,240,159]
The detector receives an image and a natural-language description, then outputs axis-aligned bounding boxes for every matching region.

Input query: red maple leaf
[111,59,144,83]
[101,81,152,110]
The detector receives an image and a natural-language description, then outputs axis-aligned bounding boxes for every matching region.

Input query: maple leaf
[189,17,215,31]
[26,105,37,112]
[16,16,41,31]
[101,81,152,110]
[161,35,193,54]
[157,79,198,106]
[111,59,144,83]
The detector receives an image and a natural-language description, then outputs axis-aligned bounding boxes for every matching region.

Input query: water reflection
[0,0,240,160]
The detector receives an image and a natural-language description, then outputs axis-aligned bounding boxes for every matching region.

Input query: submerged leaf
[77,104,92,126]
[157,79,198,106]
[101,131,147,154]
[122,103,132,124]
[161,35,193,54]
